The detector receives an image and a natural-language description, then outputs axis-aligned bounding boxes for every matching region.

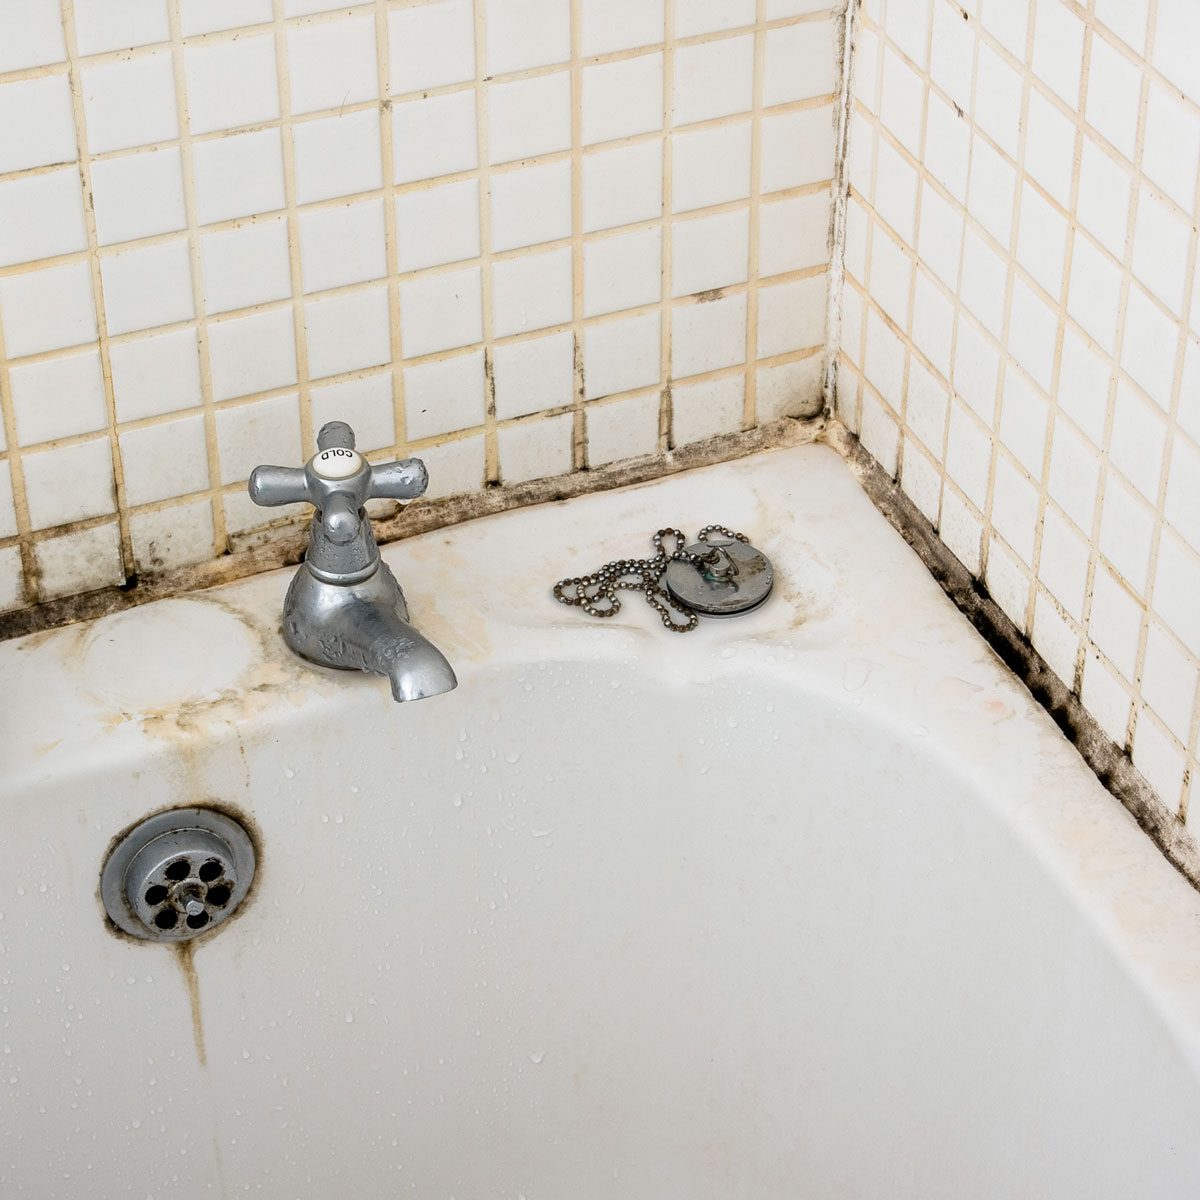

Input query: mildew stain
[175,940,207,1068]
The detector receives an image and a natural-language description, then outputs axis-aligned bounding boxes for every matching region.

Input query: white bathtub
[3,444,1200,1198]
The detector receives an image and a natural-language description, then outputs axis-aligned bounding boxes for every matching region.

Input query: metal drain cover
[101,807,255,942]
[664,536,774,617]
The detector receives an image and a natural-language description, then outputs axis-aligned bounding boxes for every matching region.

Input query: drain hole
[198,859,223,882]
[206,884,231,908]
[154,908,178,930]
[164,858,191,881]
[186,911,209,930]
[144,884,168,905]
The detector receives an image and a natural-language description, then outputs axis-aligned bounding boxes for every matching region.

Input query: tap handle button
[248,465,311,508]
[370,457,429,502]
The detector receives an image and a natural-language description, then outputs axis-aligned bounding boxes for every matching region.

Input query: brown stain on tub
[175,940,207,1067]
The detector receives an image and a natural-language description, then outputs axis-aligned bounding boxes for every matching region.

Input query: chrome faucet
[248,420,457,703]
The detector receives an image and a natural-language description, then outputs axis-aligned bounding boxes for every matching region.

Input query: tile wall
[838,0,1200,834]
[0,0,841,614]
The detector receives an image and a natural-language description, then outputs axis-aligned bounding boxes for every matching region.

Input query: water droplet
[283,767,295,779]
[529,1050,545,1065]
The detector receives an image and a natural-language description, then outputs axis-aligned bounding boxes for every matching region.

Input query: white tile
[863,306,905,402]
[1085,34,1141,160]
[81,51,178,153]
[36,523,123,598]
[759,190,831,277]
[0,168,86,269]
[184,34,278,135]
[764,19,838,105]
[997,368,1048,483]
[181,0,272,35]
[671,208,749,297]
[1007,280,1056,391]
[1109,379,1166,502]
[119,413,210,507]
[1142,82,1200,212]
[395,179,481,272]
[583,310,660,399]
[9,348,106,446]
[884,0,931,66]
[287,14,377,116]
[587,390,659,466]
[967,136,1016,247]
[305,287,391,380]
[1031,591,1080,688]
[492,246,573,338]
[906,357,950,454]
[974,42,1022,160]
[1015,181,1068,300]
[491,161,572,252]
[1075,138,1131,255]
[917,183,963,290]
[584,227,661,318]
[1132,713,1187,805]
[300,197,388,292]
[759,274,827,358]
[583,141,663,233]
[581,0,663,56]
[1081,651,1132,743]
[1121,285,1179,413]
[24,438,114,529]
[1155,0,1200,102]
[1182,337,1200,444]
[1131,189,1189,316]
[193,128,286,224]
[757,354,823,422]
[985,536,1031,627]
[1039,505,1090,620]
[1032,0,1084,104]
[488,73,571,165]
[110,327,203,422]
[284,0,351,13]
[485,0,570,74]
[859,387,900,476]
[74,0,168,54]
[676,0,755,36]
[1047,420,1100,532]
[979,0,1027,58]
[1096,0,1147,54]
[130,498,216,574]
[1099,473,1154,593]
[216,393,302,486]
[404,349,486,440]
[902,440,943,525]
[911,270,954,378]
[1056,329,1112,449]
[671,374,743,446]
[1067,234,1122,354]
[498,412,573,484]
[208,308,298,401]
[1155,529,1200,658]
[872,135,918,244]
[0,462,16,540]
[672,120,751,214]
[1165,434,1200,555]
[854,25,881,114]
[880,46,925,157]
[1142,622,1198,742]
[673,35,754,127]
[1089,563,1142,681]
[583,53,663,146]
[389,0,476,93]
[399,266,483,357]
[945,401,991,508]
[100,239,194,336]
[672,293,747,379]
[201,218,293,315]
[293,109,383,205]
[91,147,187,247]
[924,93,970,202]
[1023,88,1076,208]
[393,91,478,184]
[493,331,574,420]
[0,261,96,358]
[311,373,395,454]
[0,0,65,73]
[0,75,76,173]
[416,436,485,497]
[953,314,999,422]
[929,0,975,111]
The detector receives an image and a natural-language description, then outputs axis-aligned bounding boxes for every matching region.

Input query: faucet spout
[367,622,458,702]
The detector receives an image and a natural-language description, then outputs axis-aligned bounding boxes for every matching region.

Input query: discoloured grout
[830,421,1200,895]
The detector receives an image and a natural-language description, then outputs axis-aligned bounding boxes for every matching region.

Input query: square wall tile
[756,354,823,422]
[91,147,187,246]
[294,109,383,204]
[584,310,660,399]
[399,266,484,357]
[493,330,574,420]
[305,286,392,380]
[485,0,571,75]
[130,498,216,574]
[1085,34,1142,160]
[0,0,65,73]
[36,523,123,599]
[672,208,749,297]
[119,413,210,507]
[581,0,663,56]
[193,128,286,224]
[488,73,571,165]
[584,227,662,317]
[492,161,572,253]
[583,140,663,233]
[583,53,663,146]
[73,0,168,54]
[81,51,178,153]
[761,105,837,193]
[181,0,272,35]
[498,412,573,484]
[586,391,659,466]
[24,438,115,529]
[1142,82,1200,212]
[672,120,751,214]
[201,218,293,315]
[758,275,827,357]
[389,0,476,93]
[404,349,486,440]
[394,91,478,184]
[764,19,838,105]
[672,293,747,379]
[311,373,395,454]
[0,168,87,268]
[110,327,204,422]
[287,14,378,117]
[301,197,388,292]
[0,462,16,539]
[184,34,279,135]
[0,74,77,173]
[101,239,194,336]
[216,393,302,486]
[395,180,481,272]
[672,374,743,446]
[9,348,107,446]
[760,190,831,276]
[417,436,485,497]
[492,247,573,338]
[677,0,754,36]
[1032,0,1084,104]
[674,35,754,127]
[0,261,97,358]
[208,307,298,401]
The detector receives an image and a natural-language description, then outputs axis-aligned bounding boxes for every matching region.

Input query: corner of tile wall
[838,0,1200,833]
[0,0,848,624]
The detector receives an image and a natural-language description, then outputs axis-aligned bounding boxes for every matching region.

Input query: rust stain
[174,940,207,1068]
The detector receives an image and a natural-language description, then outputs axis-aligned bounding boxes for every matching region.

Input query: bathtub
[3,443,1200,1198]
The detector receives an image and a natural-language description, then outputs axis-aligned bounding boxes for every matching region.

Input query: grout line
[569,0,588,470]
[742,0,768,431]
[0,316,36,602]
[658,0,676,452]
[472,0,499,485]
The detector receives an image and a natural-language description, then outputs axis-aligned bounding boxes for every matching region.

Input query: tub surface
[2,445,1200,1198]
